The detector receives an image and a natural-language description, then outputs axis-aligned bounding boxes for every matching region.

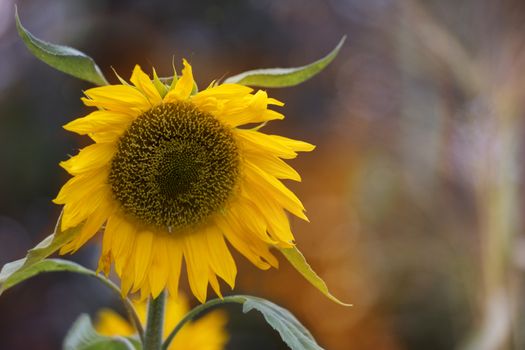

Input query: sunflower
[96,293,228,350]
[54,60,314,302]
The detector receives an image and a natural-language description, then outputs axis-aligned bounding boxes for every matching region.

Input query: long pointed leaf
[0,258,94,292]
[163,295,324,350]
[241,296,323,350]
[280,246,351,306]
[0,257,146,343]
[15,7,108,86]
[224,36,346,88]
[0,213,82,294]
[64,314,140,350]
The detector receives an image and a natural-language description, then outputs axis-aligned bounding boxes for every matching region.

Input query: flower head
[96,294,228,350]
[55,60,314,302]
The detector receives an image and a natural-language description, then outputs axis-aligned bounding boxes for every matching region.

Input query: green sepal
[223,36,346,88]
[111,67,131,86]
[190,81,199,95]
[0,213,82,295]
[169,57,179,90]
[64,314,141,350]
[15,6,108,86]
[152,68,169,97]
[280,246,352,306]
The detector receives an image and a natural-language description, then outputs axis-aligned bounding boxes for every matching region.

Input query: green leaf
[15,7,108,86]
[0,257,146,343]
[64,314,141,350]
[0,259,95,293]
[223,36,346,88]
[241,296,323,350]
[280,247,352,306]
[0,213,82,295]
[163,295,323,350]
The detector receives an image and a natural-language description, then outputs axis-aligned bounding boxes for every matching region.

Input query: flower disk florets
[109,102,239,230]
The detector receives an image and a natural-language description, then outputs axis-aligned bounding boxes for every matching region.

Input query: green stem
[94,274,145,343]
[144,290,166,350]
[162,295,246,350]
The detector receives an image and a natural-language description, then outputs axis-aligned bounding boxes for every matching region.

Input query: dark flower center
[109,102,239,230]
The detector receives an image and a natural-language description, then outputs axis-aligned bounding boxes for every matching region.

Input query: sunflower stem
[93,272,145,342]
[123,297,145,344]
[144,290,166,350]
[162,295,246,350]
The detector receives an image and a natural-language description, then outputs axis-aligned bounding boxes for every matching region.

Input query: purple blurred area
[2,0,525,349]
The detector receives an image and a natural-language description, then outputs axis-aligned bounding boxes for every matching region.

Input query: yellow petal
[226,90,284,127]
[95,309,135,337]
[164,59,194,102]
[54,168,108,205]
[60,143,115,175]
[238,186,295,244]
[193,83,252,99]
[208,271,223,298]
[216,215,274,270]
[67,194,114,252]
[245,160,308,221]
[59,183,110,231]
[132,299,148,324]
[235,129,298,159]
[149,235,170,298]
[183,234,209,303]
[97,252,111,276]
[216,218,270,270]
[205,228,237,288]
[88,131,123,143]
[166,237,183,299]
[163,294,188,333]
[106,214,137,275]
[258,201,295,244]
[120,265,134,297]
[139,282,151,300]
[132,230,154,290]
[247,152,301,181]
[64,110,134,136]
[229,202,276,245]
[83,85,151,114]
[270,135,316,153]
[174,309,229,350]
[130,65,162,106]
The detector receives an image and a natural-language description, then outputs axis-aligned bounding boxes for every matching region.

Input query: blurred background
[1,0,525,349]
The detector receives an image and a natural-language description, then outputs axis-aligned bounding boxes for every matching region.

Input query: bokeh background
[1,0,525,349]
